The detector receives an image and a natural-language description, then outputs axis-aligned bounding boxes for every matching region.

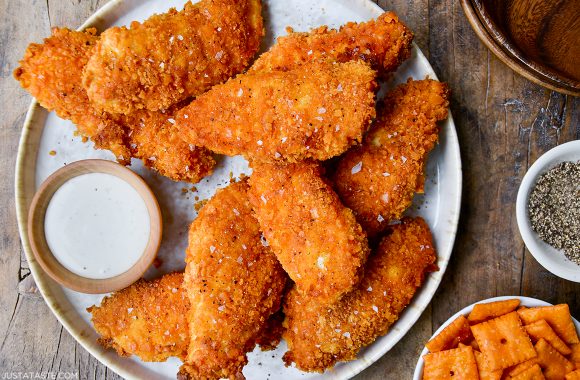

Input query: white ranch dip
[44,173,150,279]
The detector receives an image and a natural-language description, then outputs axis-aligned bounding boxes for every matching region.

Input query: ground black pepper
[528,161,580,265]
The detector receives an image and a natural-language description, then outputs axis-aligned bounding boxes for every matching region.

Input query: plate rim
[412,295,580,380]
[14,1,463,379]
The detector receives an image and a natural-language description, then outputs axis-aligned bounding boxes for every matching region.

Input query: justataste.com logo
[1,373,78,379]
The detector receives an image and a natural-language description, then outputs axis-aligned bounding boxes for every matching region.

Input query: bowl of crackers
[413,296,580,379]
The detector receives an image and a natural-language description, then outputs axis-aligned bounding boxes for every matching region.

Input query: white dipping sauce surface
[44,173,150,279]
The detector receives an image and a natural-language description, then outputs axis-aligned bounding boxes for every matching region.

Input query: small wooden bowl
[28,159,162,294]
[460,0,580,96]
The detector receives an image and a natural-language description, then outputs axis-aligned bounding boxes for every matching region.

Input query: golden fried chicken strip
[88,272,284,364]
[250,12,413,75]
[283,217,437,372]
[114,106,216,183]
[14,28,215,183]
[175,61,377,162]
[248,161,370,306]
[180,180,287,380]
[88,273,189,362]
[83,0,264,114]
[331,79,450,238]
[14,28,103,138]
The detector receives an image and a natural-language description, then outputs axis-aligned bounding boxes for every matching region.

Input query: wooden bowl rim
[472,0,580,88]
[460,0,580,97]
[27,159,162,294]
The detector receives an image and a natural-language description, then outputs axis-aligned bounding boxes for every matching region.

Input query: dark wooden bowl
[460,0,580,96]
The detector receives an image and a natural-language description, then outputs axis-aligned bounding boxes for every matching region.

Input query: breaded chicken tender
[283,217,437,372]
[250,12,413,75]
[331,79,450,238]
[175,61,377,162]
[114,106,216,183]
[248,161,369,306]
[83,0,264,114]
[14,28,215,183]
[14,28,102,138]
[180,180,287,380]
[88,272,285,364]
[87,273,189,362]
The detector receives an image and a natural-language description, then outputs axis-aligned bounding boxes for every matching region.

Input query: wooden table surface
[1,0,578,379]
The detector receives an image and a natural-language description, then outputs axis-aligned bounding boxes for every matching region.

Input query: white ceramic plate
[15,1,462,379]
[516,140,580,283]
[412,296,580,380]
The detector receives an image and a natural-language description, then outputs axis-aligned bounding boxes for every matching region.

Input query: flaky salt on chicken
[331,79,450,238]
[179,180,287,380]
[250,12,413,75]
[88,273,190,362]
[88,272,285,364]
[83,0,264,114]
[14,28,215,183]
[249,161,369,306]
[14,28,105,141]
[283,217,437,372]
[175,61,377,163]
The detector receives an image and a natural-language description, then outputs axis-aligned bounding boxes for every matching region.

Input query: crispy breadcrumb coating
[14,28,102,138]
[88,272,284,364]
[87,273,189,362]
[331,79,450,238]
[255,310,286,351]
[180,180,287,380]
[114,106,216,183]
[83,0,264,114]
[14,28,215,183]
[282,218,438,372]
[250,12,413,75]
[175,61,377,162]
[248,161,370,306]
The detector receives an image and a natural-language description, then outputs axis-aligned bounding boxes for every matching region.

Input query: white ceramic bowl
[516,140,580,283]
[412,296,580,380]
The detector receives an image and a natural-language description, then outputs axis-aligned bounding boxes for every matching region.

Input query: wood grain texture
[428,0,580,344]
[502,0,579,81]
[0,1,578,379]
[466,0,580,95]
